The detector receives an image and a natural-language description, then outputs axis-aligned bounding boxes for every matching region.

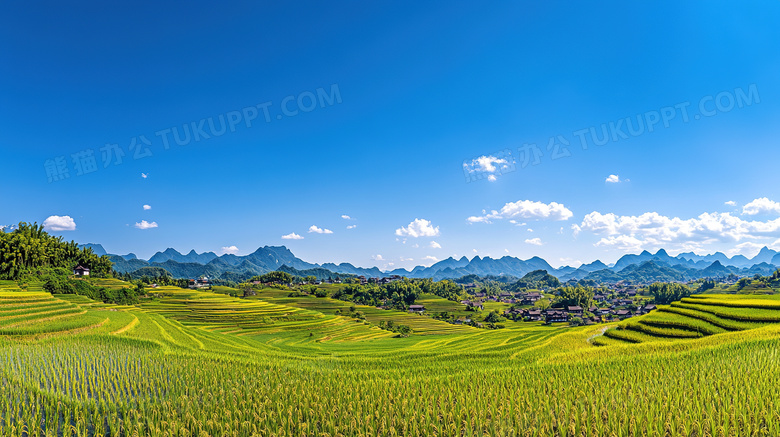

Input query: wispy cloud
[308,225,333,234]
[346,224,357,229]
[726,242,765,257]
[134,220,158,230]
[43,215,76,231]
[341,214,352,220]
[371,254,384,261]
[525,238,543,246]
[468,200,573,223]
[725,200,737,206]
[142,204,152,210]
[281,232,303,240]
[429,241,441,249]
[463,155,513,182]
[395,218,440,238]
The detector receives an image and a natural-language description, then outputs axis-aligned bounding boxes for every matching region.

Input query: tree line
[0,222,113,280]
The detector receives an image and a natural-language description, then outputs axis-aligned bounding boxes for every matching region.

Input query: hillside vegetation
[0,222,112,279]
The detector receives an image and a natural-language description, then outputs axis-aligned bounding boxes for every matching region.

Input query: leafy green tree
[557,286,594,308]
[535,298,551,311]
[648,282,692,304]
[250,271,294,284]
[484,311,502,323]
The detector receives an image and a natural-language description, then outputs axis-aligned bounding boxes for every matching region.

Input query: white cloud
[605,174,621,183]
[142,204,152,210]
[462,155,514,180]
[134,220,158,230]
[400,256,414,262]
[308,225,333,234]
[221,245,239,255]
[594,235,645,252]
[742,197,780,216]
[559,257,583,268]
[341,215,352,220]
[504,248,509,253]
[395,218,440,238]
[371,254,384,261]
[467,200,573,223]
[346,225,357,229]
[578,210,780,253]
[527,228,534,232]
[141,173,148,179]
[725,200,737,206]
[525,238,543,246]
[422,255,439,262]
[281,232,303,240]
[429,241,442,249]
[43,215,76,231]
[727,242,765,258]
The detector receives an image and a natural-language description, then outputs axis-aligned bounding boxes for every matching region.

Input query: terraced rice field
[598,293,780,345]
[2,283,780,436]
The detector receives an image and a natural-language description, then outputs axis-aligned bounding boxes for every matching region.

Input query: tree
[484,311,502,324]
[558,286,594,308]
[648,282,691,304]
[535,298,551,311]
[697,280,715,293]
[250,271,294,285]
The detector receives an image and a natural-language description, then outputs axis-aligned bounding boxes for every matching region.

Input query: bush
[45,277,138,305]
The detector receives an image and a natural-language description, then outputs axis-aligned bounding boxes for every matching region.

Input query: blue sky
[2,1,780,270]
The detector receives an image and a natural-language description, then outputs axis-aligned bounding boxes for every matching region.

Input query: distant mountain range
[78,243,780,284]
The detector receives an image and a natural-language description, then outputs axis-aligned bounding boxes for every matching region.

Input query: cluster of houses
[506,303,657,324]
[460,291,544,310]
[357,275,403,285]
[188,277,212,289]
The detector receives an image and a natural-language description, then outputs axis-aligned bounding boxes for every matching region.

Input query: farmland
[2,280,780,436]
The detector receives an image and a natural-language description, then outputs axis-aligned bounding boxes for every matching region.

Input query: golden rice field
[1,282,780,436]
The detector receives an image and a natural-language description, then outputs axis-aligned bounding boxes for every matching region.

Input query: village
[451,282,657,326]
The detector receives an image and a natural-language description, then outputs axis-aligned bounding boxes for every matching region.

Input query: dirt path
[586,325,612,344]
